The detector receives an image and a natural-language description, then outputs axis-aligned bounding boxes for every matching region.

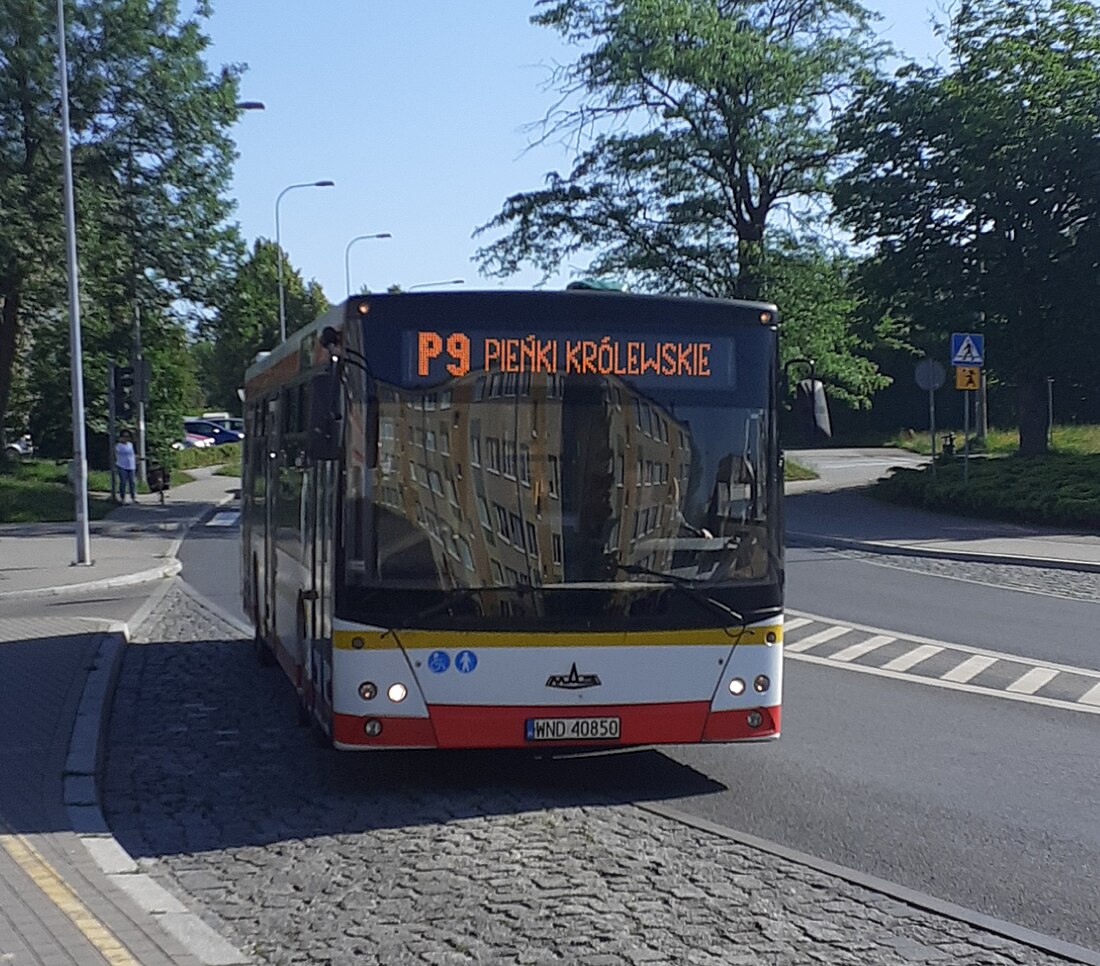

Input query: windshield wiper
[392,583,534,628]
[615,563,745,637]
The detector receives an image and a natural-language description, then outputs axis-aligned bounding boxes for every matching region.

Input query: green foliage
[0,461,113,522]
[872,454,1100,529]
[836,0,1100,452]
[197,239,329,414]
[173,441,240,471]
[1,0,245,462]
[784,458,817,482]
[476,0,897,407]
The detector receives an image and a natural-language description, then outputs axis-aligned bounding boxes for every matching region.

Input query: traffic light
[114,365,134,420]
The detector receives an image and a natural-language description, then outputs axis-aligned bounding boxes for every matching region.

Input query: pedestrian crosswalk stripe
[205,510,240,528]
[940,655,996,683]
[785,625,851,653]
[784,608,1100,715]
[832,635,894,663]
[882,644,942,672]
[1006,666,1059,695]
[1079,682,1100,706]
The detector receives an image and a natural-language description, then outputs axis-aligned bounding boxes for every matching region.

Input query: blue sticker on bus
[427,650,450,673]
[455,650,478,673]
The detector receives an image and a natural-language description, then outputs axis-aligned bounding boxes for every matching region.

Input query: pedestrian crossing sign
[951,332,984,366]
[955,366,980,391]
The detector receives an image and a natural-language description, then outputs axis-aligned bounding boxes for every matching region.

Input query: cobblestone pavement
[102,587,1080,966]
[838,550,1100,603]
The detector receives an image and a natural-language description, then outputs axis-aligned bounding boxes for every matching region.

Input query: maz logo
[545,663,601,690]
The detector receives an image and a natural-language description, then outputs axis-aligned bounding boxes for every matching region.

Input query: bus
[242,290,790,750]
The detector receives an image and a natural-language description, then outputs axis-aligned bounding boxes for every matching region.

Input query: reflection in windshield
[341,368,772,596]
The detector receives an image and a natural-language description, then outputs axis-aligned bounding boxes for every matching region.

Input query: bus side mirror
[307,370,342,460]
[796,378,832,440]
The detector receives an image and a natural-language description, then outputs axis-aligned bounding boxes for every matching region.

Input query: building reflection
[351,370,696,599]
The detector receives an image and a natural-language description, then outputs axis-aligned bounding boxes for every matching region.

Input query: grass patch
[884,424,1100,457]
[214,460,241,477]
[871,453,1100,529]
[785,458,818,481]
[0,461,114,523]
[0,459,196,522]
[174,442,240,471]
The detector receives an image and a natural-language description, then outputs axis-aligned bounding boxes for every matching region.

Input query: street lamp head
[235,101,265,110]
[315,180,335,187]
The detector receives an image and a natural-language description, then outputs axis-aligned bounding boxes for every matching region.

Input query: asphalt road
[176,491,1100,954]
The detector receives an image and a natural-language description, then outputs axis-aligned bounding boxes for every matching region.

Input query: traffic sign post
[915,359,945,478]
[950,334,985,484]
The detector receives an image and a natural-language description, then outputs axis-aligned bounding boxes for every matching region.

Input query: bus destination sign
[414,330,725,383]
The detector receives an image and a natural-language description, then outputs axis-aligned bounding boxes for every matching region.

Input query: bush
[871,454,1100,529]
[173,441,240,470]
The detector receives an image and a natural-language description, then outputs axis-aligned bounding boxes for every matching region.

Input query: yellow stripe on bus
[333,623,782,650]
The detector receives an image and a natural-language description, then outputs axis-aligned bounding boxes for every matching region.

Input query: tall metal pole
[963,385,970,484]
[56,0,91,564]
[134,303,146,484]
[275,180,335,344]
[344,232,392,298]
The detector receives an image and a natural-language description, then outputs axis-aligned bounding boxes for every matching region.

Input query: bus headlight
[754,675,770,693]
[728,678,746,696]
[358,681,377,701]
[387,683,407,703]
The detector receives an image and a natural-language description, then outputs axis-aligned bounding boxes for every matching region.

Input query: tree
[474,0,893,404]
[835,0,1100,454]
[198,239,329,414]
[2,0,245,460]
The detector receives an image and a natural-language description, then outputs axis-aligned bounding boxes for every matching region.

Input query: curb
[638,802,1100,966]
[63,505,252,965]
[0,490,237,601]
[788,530,1100,574]
[0,559,183,600]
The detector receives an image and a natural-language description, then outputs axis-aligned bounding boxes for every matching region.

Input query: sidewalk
[0,468,243,966]
[786,447,1100,572]
[0,467,238,599]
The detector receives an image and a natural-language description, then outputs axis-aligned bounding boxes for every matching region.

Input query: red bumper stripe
[332,703,780,749]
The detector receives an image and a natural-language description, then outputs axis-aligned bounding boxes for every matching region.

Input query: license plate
[524,716,621,742]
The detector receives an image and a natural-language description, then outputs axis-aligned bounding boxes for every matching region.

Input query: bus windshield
[336,293,779,629]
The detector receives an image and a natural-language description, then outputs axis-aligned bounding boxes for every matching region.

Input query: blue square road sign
[951,333,984,366]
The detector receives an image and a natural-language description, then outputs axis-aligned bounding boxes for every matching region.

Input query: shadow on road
[103,638,727,861]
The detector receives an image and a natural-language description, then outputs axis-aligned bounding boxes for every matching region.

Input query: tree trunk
[1017,374,1049,456]
[0,284,22,453]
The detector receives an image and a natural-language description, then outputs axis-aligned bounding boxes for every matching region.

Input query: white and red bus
[242,290,790,750]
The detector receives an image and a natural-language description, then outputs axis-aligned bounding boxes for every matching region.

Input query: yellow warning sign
[955,366,980,391]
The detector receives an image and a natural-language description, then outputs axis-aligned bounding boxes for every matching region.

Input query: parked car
[200,412,244,435]
[171,433,216,450]
[4,433,33,460]
[183,419,243,446]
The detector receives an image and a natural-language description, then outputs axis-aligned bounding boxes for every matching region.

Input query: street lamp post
[344,233,393,298]
[55,0,90,565]
[409,279,465,290]
[275,180,334,343]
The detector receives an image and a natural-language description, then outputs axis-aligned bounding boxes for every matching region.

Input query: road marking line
[0,832,140,966]
[882,644,943,672]
[787,608,1100,679]
[205,510,240,528]
[783,617,813,632]
[1006,667,1059,694]
[831,634,895,663]
[785,625,851,653]
[789,652,1100,716]
[1079,682,1100,706]
[941,655,997,683]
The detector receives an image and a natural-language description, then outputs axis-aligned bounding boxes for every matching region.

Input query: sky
[204,1,952,303]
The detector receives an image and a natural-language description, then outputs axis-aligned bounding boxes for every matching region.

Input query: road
[154,455,1100,954]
